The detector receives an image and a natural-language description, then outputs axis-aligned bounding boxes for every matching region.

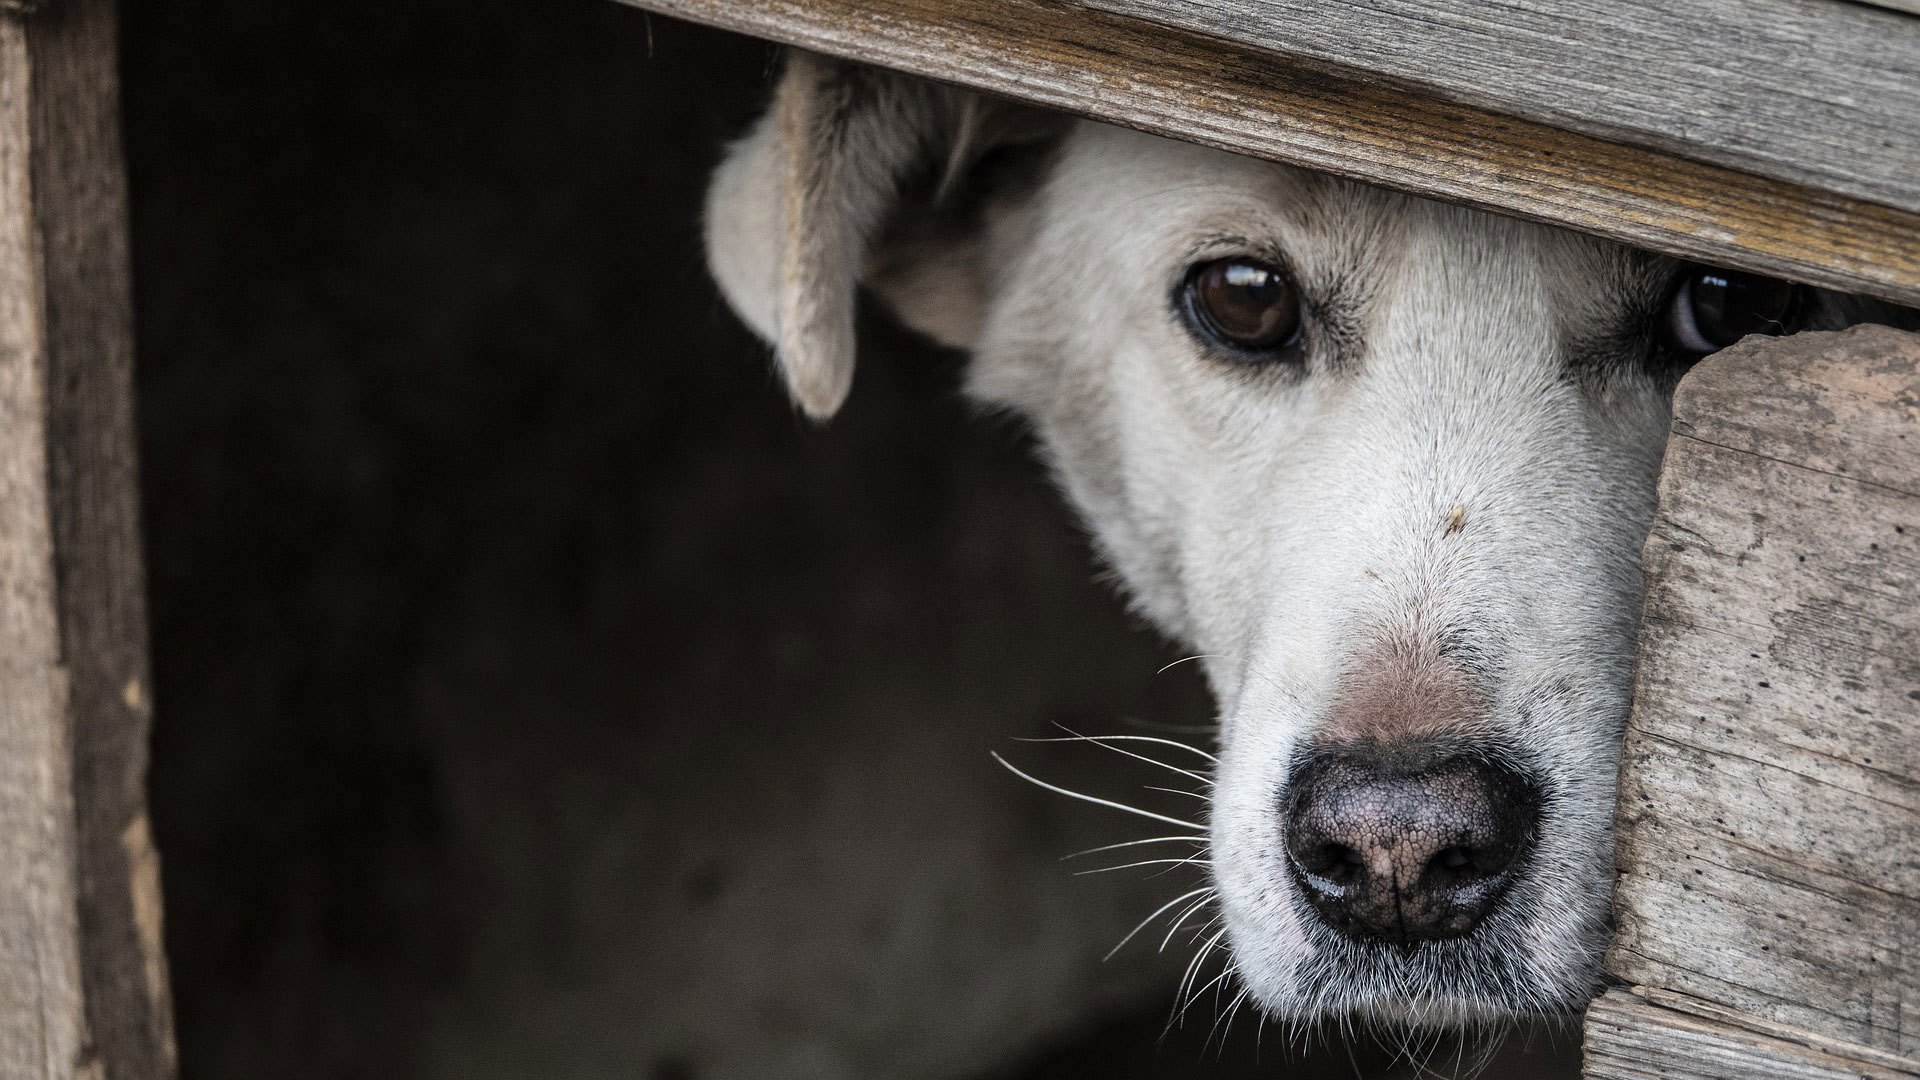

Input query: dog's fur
[702,54,1912,1027]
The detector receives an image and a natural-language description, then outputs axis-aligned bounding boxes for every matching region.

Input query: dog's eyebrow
[1288,263,1369,377]
[1558,259,1676,395]
[1178,234,1283,264]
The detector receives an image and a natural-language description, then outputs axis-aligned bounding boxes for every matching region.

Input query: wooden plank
[1585,989,1920,1080]
[0,17,88,1077]
[619,0,1920,309]
[1082,0,1920,218]
[1587,325,1920,1076]
[0,0,177,1077]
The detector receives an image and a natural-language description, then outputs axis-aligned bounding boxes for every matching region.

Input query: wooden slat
[1585,325,1920,1077]
[0,0,177,1076]
[619,0,1920,309]
[1083,0,1920,217]
[1585,990,1920,1080]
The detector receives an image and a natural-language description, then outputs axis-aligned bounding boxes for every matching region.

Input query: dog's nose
[1282,746,1538,943]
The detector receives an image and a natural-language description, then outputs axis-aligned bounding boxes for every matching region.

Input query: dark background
[121,1,1582,1076]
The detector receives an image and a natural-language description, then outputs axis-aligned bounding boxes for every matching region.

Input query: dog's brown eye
[1184,259,1303,355]
[1665,266,1801,355]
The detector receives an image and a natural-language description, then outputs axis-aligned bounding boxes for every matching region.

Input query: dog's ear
[705,52,1066,420]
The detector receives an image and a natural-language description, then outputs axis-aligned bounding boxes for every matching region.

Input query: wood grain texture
[618,0,1920,309]
[0,18,89,1077]
[1083,0,1920,217]
[1589,325,1920,1075]
[1585,989,1920,1079]
[0,0,176,1077]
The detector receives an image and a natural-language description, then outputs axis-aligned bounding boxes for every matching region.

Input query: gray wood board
[1585,989,1920,1079]
[624,0,1920,310]
[1598,325,1920,1062]
[0,0,176,1076]
[1081,0,1920,217]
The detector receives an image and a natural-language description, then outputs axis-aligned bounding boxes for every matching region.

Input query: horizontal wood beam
[1085,0,1920,217]
[616,0,1920,308]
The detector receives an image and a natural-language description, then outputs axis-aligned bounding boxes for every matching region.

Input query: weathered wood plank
[1586,325,1920,1077]
[0,0,176,1076]
[1082,0,1920,218]
[0,18,89,1077]
[1585,989,1920,1080]
[619,0,1920,309]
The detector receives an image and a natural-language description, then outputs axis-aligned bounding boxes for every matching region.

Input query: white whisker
[1143,784,1211,802]
[1181,964,1236,1023]
[1182,957,1244,1014]
[1016,731,1218,765]
[1211,983,1253,1053]
[1177,924,1228,1005]
[1103,885,1215,961]
[1072,855,1209,876]
[1061,835,1208,860]
[990,752,1201,830]
[1159,893,1216,952]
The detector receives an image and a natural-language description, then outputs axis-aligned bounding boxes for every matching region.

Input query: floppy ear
[704,52,1064,420]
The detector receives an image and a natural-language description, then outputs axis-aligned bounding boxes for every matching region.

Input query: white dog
[702,53,1910,1028]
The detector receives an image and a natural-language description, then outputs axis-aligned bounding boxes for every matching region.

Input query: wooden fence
[1,0,1913,1076]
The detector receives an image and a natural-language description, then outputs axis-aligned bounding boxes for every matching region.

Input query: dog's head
[702,54,1906,1025]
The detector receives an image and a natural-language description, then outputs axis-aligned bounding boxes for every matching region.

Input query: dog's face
[973,126,1667,1022]
[704,56,1900,1026]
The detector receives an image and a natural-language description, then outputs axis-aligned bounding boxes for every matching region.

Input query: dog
[701,52,1914,1028]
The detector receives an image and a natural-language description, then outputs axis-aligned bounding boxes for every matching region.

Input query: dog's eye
[1183,259,1303,355]
[1664,265,1801,356]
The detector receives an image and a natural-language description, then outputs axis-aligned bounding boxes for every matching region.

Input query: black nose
[1282,745,1539,944]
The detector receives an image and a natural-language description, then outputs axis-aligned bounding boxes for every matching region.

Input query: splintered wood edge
[618,0,1920,308]
[1584,989,1920,1079]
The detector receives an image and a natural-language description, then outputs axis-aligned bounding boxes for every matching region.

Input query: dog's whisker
[1204,965,1245,1055]
[1212,983,1253,1055]
[1155,653,1221,676]
[1176,924,1228,1009]
[990,752,1201,830]
[1019,729,1218,776]
[1072,854,1210,876]
[1061,835,1208,860]
[1176,932,1232,1024]
[1102,885,1215,962]
[1181,912,1223,951]
[1181,964,1236,1024]
[1146,854,1213,878]
[1158,893,1216,952]
[1143,784,1211,802]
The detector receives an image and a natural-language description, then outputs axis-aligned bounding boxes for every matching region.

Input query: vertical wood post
[1584,325,1920,1079]
[0,0,176,1076]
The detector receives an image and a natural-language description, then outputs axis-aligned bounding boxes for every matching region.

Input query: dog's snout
[1283,746,1539,944]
